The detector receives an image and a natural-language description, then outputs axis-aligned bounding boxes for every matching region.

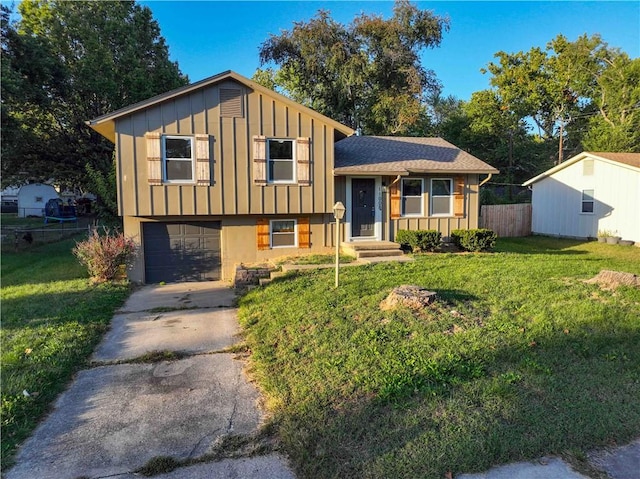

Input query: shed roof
[87,70,355,142]
[523,151,640,186]
[334,136,499,175]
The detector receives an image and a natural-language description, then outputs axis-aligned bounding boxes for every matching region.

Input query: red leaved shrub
[73,228,136,282]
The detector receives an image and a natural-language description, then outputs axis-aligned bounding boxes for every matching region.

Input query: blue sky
[143,1,639,101]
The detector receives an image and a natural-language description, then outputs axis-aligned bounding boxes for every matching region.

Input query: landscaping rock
[380,285,437,311]
[585,270,640,290]
[233,263,275,289]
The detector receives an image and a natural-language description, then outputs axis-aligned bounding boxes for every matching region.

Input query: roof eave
[405,168,499,175]
[334,167,499,176]
[333,169,410,176]
[522,152,592,186]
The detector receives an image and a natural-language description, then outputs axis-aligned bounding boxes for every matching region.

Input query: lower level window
[581,189,594,213]
[270,219,297,248]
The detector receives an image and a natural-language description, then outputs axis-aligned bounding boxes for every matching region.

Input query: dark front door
[351,178,375,238]
[143,222,221,283]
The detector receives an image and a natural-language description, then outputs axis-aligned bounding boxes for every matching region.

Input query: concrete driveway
[7,282,295,479]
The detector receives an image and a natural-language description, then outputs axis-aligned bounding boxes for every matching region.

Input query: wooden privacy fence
[480,203,532,237]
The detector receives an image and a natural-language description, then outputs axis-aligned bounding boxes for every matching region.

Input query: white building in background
[16,183,60,217]
[523,152,640,243]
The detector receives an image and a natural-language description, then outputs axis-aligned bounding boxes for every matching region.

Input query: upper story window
[401,178,423,216]
[268,139,295,183]
[430,178,453,216]
[163,136,195,183]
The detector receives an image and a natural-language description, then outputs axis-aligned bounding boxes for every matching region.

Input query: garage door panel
[143,222,221,283]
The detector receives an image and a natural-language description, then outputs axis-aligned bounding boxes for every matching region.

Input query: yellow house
[88,71,497,283]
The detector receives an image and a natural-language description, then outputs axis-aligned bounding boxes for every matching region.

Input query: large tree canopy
[256,0,449,135]
[1,1,188,196]
[483,34,640,162]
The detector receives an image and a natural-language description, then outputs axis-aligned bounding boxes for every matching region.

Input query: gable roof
[334,136,499,175]
[87,70,354,142]
[523,151,640,186]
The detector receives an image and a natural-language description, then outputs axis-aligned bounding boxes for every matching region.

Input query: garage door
[143,222,221,283]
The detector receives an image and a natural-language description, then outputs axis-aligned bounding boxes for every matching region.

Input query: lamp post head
[333,201,346,220]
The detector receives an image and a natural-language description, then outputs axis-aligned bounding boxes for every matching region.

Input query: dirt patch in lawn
[585,270,640,290]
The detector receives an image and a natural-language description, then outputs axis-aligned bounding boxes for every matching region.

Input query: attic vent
[583,159,594,176]
[220,88,244,118]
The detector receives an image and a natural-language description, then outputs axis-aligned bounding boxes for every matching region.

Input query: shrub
[450,229,497,252]
[73,228,136,282]
[395,229,442,252]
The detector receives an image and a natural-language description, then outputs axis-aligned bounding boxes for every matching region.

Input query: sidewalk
[458,439,640,479]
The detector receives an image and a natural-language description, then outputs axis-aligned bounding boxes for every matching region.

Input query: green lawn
[238,237,640,478]
[1,213,45,228]
[0,239,131,466]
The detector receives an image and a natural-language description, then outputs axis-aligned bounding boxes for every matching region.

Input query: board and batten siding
[333,174,480,241]
[115,81,337,217]
[531,157,640,242]
[389,174,479,239]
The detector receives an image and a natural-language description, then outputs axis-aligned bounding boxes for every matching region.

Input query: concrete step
[359,255,414,264]
[357,249,405,258]
[341,241,402,258]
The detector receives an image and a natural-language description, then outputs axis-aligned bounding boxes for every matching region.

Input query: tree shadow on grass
[496,236,590,255]
[276,318,640,479]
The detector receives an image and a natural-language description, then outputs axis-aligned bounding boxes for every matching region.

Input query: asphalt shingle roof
[334,136,499,175]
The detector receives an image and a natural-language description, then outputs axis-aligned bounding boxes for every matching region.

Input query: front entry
[351,178,376,238]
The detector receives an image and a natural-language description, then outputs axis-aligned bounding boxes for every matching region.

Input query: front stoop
[341,241,405,260]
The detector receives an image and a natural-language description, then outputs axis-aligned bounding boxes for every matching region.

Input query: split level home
[87,71,498,283]
[523,151,640,243]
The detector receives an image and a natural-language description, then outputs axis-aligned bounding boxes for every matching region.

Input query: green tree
[437,90,547,192]
[483,34,639,162]
[257,0,449,135]
[1,1,188,211]
[582,55,640,151]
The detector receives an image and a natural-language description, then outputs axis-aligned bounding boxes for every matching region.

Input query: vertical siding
[531,158,640,241]
[116,82,339,218]
[389,174,477,240]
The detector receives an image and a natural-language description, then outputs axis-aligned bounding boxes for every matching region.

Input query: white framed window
[270,219,297,248]
[267,139,295,183]
[401,178,423,216]
[583,159,594,176]
[430,178,453,216]
[581,189,594,213]
[162,135,195,183]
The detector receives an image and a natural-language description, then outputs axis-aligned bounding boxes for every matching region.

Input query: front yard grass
[1,238,131,467]
[238,237,640,478]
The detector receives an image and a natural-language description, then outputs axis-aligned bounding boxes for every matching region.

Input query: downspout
[479,173,493,187]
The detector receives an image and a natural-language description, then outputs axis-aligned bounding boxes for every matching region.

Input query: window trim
[581,189,594,214]
[430,178,453,217]
[162,135,195,184]
[270,219,298,248]
[267,138,296,184]
[401,178,424,217]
